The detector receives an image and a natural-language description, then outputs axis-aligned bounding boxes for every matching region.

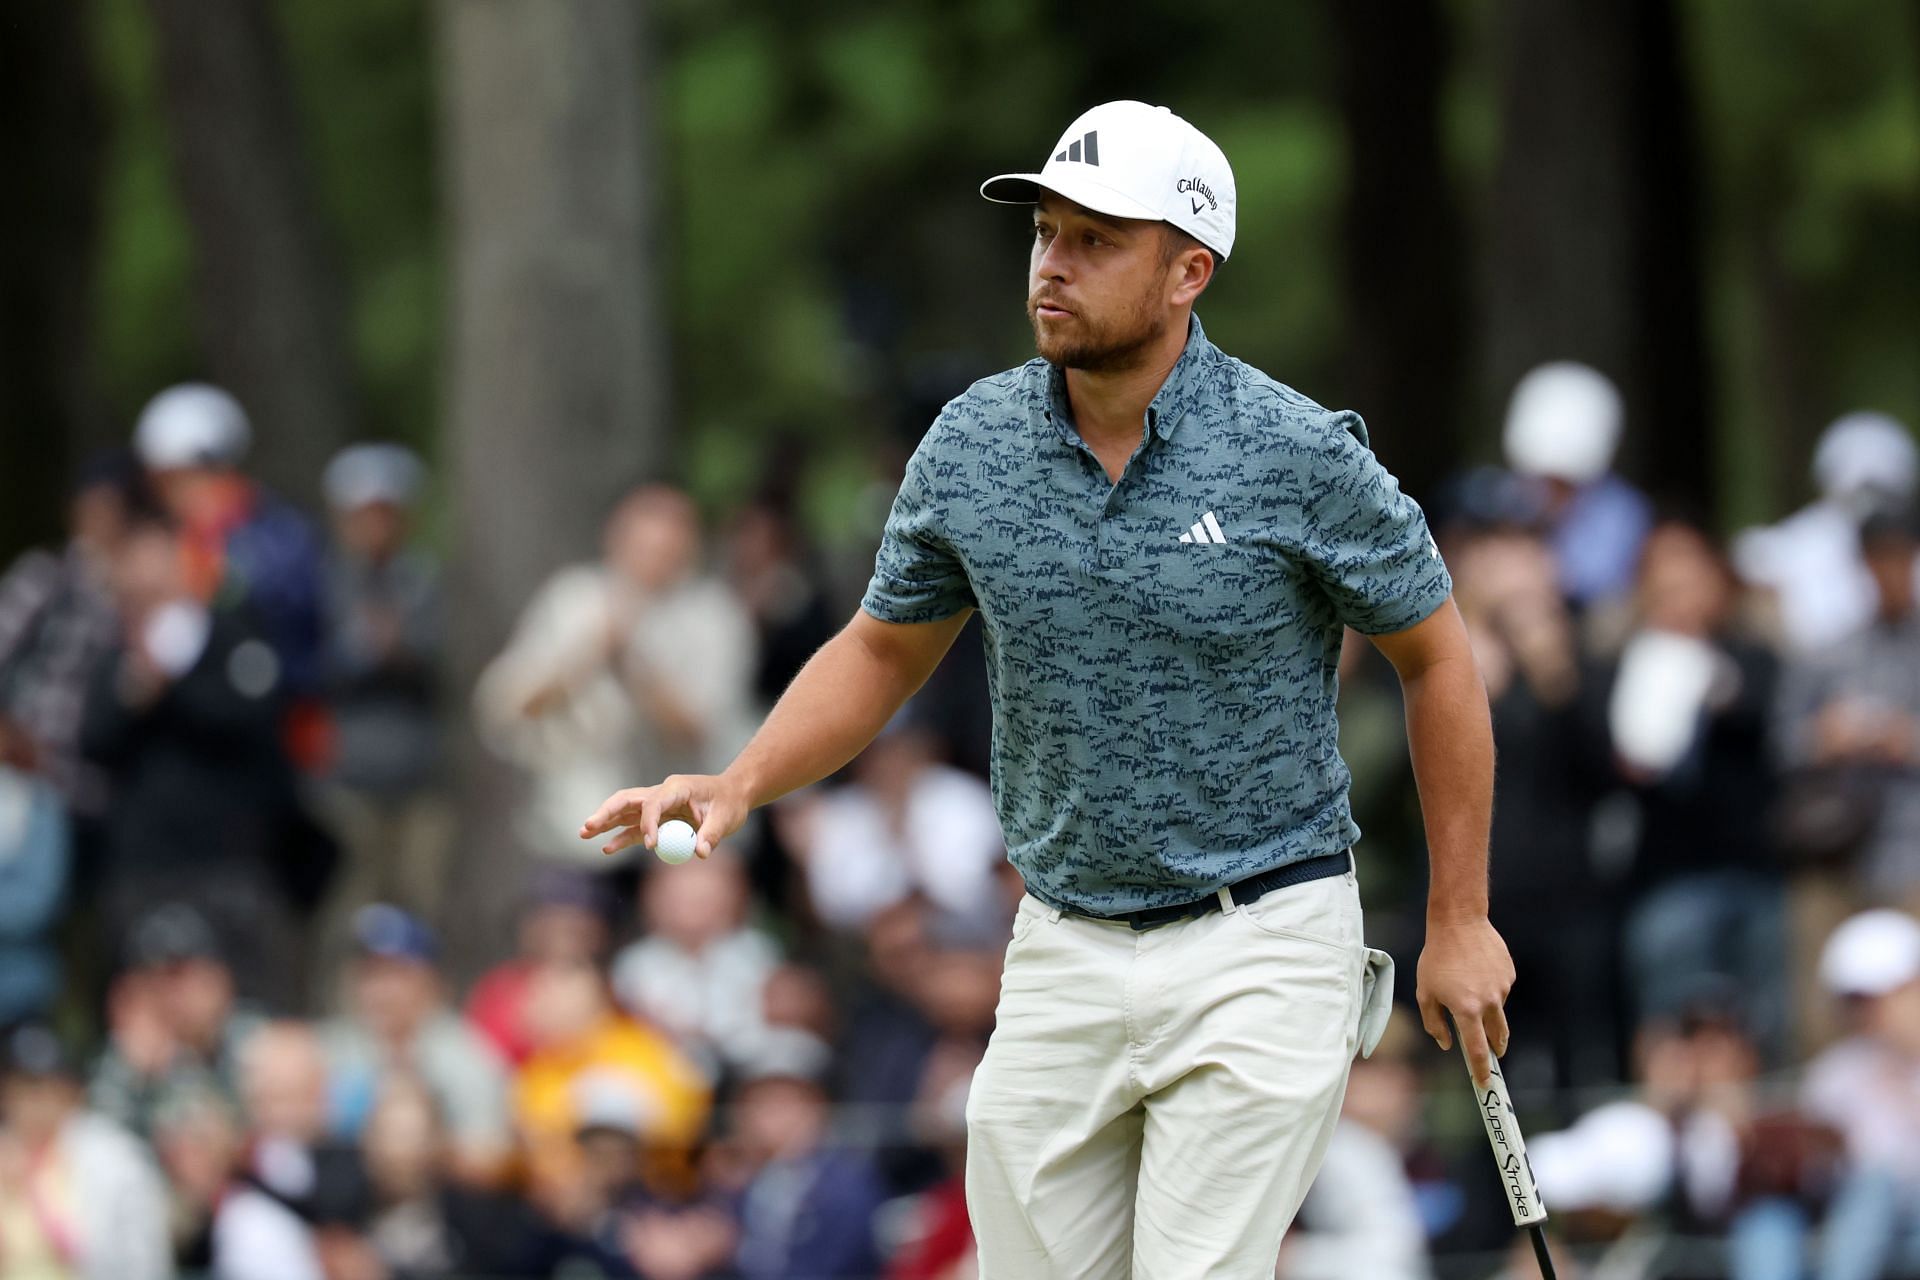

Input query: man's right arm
[579,606,971,858]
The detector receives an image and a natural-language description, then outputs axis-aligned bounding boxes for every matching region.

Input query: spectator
[884,1046,978,1280]
[1727,910,1920,1280]
[542,1077,655,1277]
[1608,521,1787,1055]
[778,710,1005,937]
[80,513,325,1005]
[0,460,111,1031]
[835,900,942,1116]
[236,1022,367,1231]
[725,1031,887,1280]
[511,959,710,1213]
[467,871,613,1067]
[132,383,329,763]
[0,762,70,1027]
[0,1023,173,1280]
[151,1085,327,1280]
[320,905,511,1183]
[611,852,781,1079]
[0,453,140,817]
[1736,412,1918,654]
[1531,1100,1678,1230]
[315,442,451,985]
[90,904,264,1144]
[355,1075,553,1278]
[474,485,756,863]
[1452,526,1617,1089]
[1501,361,1653,608]
[148,1088,233,1272]
[724,495,838,717]
[1775,507,1920,904]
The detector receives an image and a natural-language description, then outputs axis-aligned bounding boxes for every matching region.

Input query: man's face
[155,957,234,1051]
[1027,194,1181,373]
[110,525,188,618]
[1,1075,77,1146]
[1865,539,1918,621]
[354,956,439,1041]
[335,501,407,562]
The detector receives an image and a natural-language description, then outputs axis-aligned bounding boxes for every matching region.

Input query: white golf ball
[654,819,697,865]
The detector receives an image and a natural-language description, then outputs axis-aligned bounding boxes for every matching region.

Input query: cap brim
[979,171,1164,223]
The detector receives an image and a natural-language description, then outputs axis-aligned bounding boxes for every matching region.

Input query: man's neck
[1063,315,1190,450]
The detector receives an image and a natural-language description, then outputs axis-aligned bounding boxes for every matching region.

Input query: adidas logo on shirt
[1177,511,1228,544]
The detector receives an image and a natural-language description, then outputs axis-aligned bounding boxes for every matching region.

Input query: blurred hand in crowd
[1811,699,1918,768]
[625,1205,737,1280]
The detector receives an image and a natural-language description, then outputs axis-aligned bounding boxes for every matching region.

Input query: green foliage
[89,0,195,422]
[276,0,441,452]
[1688,0,1920,522]
[76,0,1919,531]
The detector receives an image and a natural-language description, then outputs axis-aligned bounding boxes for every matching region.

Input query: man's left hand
[1416,916,1515,1079]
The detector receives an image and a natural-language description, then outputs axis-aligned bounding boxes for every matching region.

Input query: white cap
[1821,909,1920,997]
[323,443,425,511]
[981,100,1237,261]
[134,383,251,470]
[1502,362,1623,485]
[1812,412,1917,503]
[570,1069,657,1137]
[1530,1101,1675,1214]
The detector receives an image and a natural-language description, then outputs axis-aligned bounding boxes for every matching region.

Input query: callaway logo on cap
[980,100,1237,260]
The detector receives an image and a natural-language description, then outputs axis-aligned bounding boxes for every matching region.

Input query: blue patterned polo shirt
[860,315,1452,914]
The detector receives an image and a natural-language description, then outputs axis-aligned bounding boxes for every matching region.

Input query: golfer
[582,99,1514,1278]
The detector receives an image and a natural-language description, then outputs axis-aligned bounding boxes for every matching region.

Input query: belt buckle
[1127,898,1208,932]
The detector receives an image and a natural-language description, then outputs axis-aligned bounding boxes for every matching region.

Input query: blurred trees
[1485,0,1714,508]
[147,0,362,503]
[7,0,1918,564]
[436,0,663,966]
[1331,0,1474,499]
[0,2,104,553]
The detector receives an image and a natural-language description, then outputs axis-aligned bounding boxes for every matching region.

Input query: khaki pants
[967,869,1372,1279]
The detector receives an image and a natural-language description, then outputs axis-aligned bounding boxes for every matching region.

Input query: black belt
[1072,849,1354,932]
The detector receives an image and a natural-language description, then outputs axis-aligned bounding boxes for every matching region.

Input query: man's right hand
[578,772,752,859]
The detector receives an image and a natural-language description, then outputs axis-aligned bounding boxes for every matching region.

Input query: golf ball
[655,819,697,865]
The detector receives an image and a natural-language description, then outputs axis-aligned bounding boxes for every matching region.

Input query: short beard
[1027,280,1167,373]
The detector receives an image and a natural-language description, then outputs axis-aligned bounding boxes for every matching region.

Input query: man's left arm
[1369,599,1514,1078]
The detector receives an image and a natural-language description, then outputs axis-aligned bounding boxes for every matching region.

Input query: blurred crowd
[2,363,1920,1280]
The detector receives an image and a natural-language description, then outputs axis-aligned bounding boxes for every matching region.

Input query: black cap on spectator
[125,903,223,971]
[3,1023,77,1080]
[353,903,437,964]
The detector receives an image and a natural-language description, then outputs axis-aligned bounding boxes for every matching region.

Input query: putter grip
[1462,1044,1548,1227]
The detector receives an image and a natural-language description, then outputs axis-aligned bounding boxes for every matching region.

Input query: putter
[1452,1016,1558,1279]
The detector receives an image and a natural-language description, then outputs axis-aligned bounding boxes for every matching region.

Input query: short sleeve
[1299,410,1452,635]
[860,428,977,624]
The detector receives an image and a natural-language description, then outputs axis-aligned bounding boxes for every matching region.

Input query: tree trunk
[0,0,105,560]
[146,0,360,503]
[1485,0,1714,510]
[437,0,662,976]
[1329,0,1473,500]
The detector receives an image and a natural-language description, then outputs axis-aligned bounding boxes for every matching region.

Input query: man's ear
[1170,247,1215,307]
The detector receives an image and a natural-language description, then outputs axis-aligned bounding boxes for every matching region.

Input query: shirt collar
[1147,313,1215,441]
[1030,313,1217,445]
